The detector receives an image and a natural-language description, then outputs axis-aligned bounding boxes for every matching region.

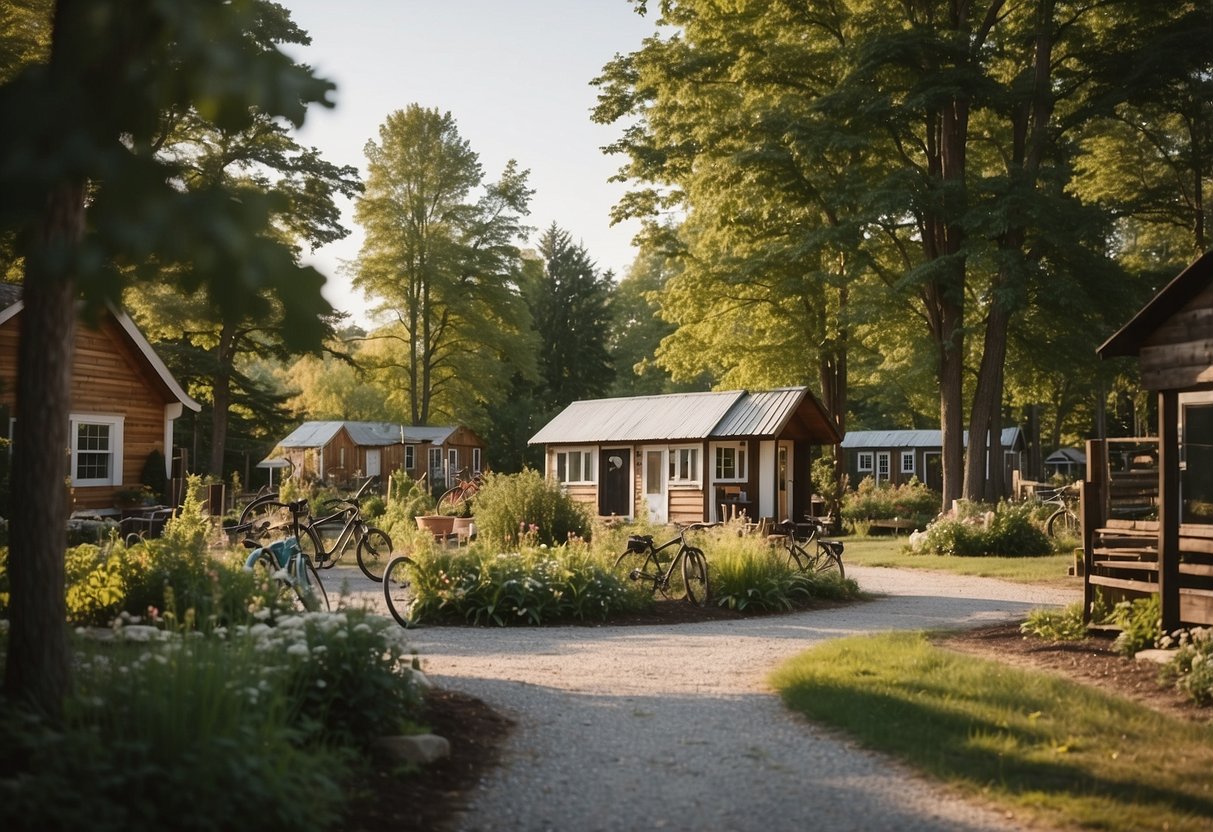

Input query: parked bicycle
[1038,484,1080,537]
[235,499,330,612]
[437,468,483,513]
[381,552,422,628]
[614,522,714,606]
[235,477,393,581]
[771,518,845,579]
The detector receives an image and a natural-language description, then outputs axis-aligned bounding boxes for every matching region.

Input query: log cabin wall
[1137,283,1213,390]
[0,312,176,513]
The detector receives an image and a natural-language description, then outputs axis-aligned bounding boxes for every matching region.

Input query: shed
[272,421,485,490]
[529,387,841,524]
[1043,447,1086,480]
[1087,249,1213,629]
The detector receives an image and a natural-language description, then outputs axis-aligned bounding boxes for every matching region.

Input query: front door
[365,449,381,478]
[643,447,666,523]
[599,447,631,518]
[777,442,791,521]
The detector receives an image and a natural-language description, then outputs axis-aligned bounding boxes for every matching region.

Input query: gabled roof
[1099,249,1213,358]
[842,427,1022,450]
[1045,447,1086,465]
[528,387,841,445]
[278,421,458,448]
[0,284,199,412]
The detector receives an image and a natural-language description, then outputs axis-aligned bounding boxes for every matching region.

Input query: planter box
[416,515,454,539]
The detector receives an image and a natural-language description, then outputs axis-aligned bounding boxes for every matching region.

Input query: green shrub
[1110,594,1162,657]
[1020,603,1088,641]
[407,542,647,626]
[472,469,591,547]
[703,527,859,612]
[1160,626,1213,706]
[841,476,939,529]
[915,501,1051,557]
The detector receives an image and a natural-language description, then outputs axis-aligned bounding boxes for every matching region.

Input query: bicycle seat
[625,534,653,552]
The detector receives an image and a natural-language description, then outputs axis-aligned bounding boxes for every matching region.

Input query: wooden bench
[867,518,917,535]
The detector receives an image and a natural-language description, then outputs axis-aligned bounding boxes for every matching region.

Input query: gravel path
[327,565,1079,832]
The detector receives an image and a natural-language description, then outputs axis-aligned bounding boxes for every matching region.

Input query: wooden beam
[1159,389,1181,631]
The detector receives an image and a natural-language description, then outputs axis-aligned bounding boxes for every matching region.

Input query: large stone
[374,733,451,765]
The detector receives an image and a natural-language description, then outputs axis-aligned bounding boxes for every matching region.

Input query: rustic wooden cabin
[270,421,485,490]
[0,284,201,514]
[529,387,841,524]
[1087,250,1213,629]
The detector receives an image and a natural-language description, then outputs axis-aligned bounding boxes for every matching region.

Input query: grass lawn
[843,536,1078,585]
[770,631,1213,832]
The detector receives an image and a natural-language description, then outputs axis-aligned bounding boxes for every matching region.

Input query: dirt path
[330,565,1077,831]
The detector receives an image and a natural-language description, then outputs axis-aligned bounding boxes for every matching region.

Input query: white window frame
[668,445,701,487]
[876,451,891,481]
[472,447,482,473]
[555,447,595,485]
[70,413,124,488]
[857,451,874,473]
[447,448,459,477]
[713,443,747,482]
[404,444,415,470]
[900,451,915,475]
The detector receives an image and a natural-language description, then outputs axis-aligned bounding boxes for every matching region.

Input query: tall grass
[704,526,859,612]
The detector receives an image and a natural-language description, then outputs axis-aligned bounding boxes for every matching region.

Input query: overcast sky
[279,0,659,326]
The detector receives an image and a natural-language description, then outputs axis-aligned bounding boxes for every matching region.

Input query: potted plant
[115,484,155,512]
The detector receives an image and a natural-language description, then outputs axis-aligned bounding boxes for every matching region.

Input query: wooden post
[1158,390,1181,632]
[1081,438,1106,623]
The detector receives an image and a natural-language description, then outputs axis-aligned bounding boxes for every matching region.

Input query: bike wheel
[614,550,659,591]
[382,554,420,628]
[1047,508,1080,537]
[356,526,393,582]
[809,540,845,580]
[292,556,330,613]
[681,547,709,606]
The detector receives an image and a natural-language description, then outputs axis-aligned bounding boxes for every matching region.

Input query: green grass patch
[844,537,1076,584]
[770,631,1213,832]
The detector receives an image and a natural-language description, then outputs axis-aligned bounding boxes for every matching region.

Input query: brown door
[599,447,631,518]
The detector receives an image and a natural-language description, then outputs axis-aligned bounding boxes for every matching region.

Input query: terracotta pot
[416,515,454,538]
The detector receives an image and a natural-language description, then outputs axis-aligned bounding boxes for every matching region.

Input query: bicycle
[437,468,483,513]
[613,522,714,606]
[382,552,422,628]
[770,518,845,579]
[1038,484,1080,537]
[236,499,330,612]
[236,477,393,581]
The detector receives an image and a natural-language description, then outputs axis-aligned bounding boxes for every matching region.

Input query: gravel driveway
[327,565,1079,832]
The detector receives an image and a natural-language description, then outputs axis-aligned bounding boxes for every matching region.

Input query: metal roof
[711,387,805,438]
[1045,447,1086,464]
[842,427,1022,449]
[529,391,746,445]
[279,421,457,448]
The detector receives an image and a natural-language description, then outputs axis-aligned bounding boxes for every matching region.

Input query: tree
[0,0,334,716]
[353,105,537,427]
[529,223,615,410]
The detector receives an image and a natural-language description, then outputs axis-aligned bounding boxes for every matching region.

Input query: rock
[1133,648,1174,666]
[374,733,451,765]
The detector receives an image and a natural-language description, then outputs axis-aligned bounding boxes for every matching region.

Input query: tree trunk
[4,180,85,720]
[208,324,235,476]
[965,299,1011,501]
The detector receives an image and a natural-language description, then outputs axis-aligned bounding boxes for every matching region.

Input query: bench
[867,519,917,535]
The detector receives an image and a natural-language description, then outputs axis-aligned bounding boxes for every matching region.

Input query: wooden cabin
[1087,250,1213,629]
[269,421,485,491]
[0,284,201,515]
[529,387,842,524]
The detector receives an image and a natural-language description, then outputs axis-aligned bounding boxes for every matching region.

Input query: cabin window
[472,447,482,473]
[448,448,459,478]
[900,451,915,475]
[1180,392,1213,525]
[857,452,873,473]
[713,444,747,481]
[556,448,595,484]
[70,414,124,487]
[404,444,415,470]
[876,452,891,481]
[668,446,700,486]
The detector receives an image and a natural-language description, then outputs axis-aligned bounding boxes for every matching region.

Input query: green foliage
[1110,595,1162,657]
[472,469,591,547]
[1020,603,1088,642]
[915,501,1051,557]
[407,542,647,626]
[64,544,126,626]
[1160,627,1213,706]
[841,477,939,528]
[708,530,859,613]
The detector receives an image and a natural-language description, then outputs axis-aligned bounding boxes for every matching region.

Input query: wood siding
[0,312,176,513]
[1138,284,1213,390]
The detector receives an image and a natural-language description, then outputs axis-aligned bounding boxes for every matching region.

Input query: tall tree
[0,0,334,716]
[354,105,537,426]
[529,223,615,410]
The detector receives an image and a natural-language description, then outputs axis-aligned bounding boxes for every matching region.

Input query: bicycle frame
[616,523,713,605]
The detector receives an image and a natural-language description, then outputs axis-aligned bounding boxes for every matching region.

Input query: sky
[279,0,660,327]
